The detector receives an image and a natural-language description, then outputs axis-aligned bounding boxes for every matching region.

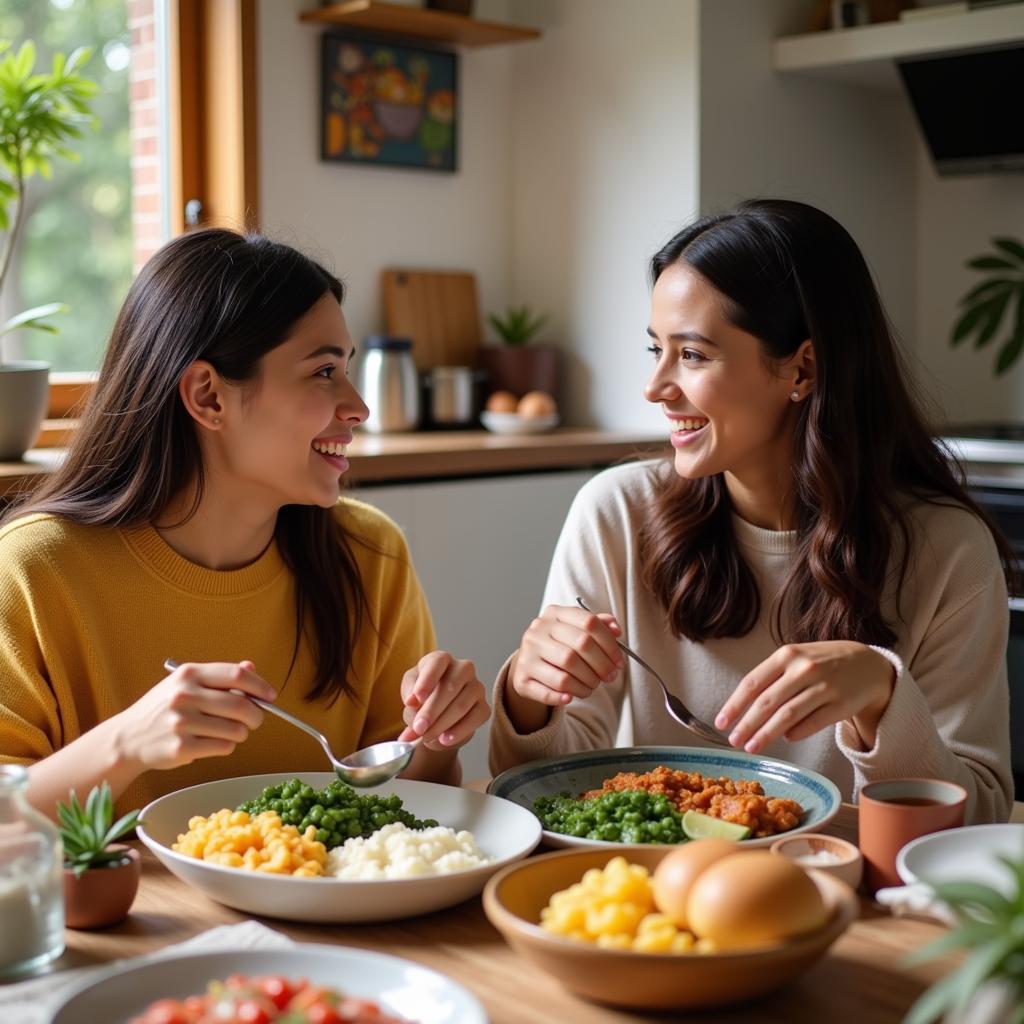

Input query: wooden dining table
[29,798,1024,1024]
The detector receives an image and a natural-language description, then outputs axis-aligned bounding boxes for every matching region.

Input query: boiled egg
[485,390,519,413]
[517,390,557,418]
[651,838,738,929]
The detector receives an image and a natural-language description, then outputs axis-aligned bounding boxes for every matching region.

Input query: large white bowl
[50,945,488,1024]
[480,410,559,434]
[896,823,1024,897]
[488,746,841,850]
[138,773,541,922]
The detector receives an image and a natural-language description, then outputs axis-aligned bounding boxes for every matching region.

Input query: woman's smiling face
[644,263,804,491]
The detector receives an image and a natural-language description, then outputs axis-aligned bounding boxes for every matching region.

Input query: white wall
[504,0,700,432]
[914,143,1024,424]
[258,0,515,351]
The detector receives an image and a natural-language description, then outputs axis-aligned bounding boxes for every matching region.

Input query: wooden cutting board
[381,269,481,370]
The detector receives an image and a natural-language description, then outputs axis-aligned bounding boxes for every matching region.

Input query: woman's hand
[715,641,897,754]
[510,605,624,707]
[397,651,490,749]
[110,660,275,772]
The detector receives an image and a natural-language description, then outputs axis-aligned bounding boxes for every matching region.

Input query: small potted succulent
[478,303,560,401]
[903,850,1024,1024]
[58,782,143,929]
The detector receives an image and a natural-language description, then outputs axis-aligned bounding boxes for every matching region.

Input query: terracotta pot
[63,845,141,929]
[477,345,559,403]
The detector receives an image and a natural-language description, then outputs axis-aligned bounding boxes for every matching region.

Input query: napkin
[874,882,957,926]
[0,919,293,1024]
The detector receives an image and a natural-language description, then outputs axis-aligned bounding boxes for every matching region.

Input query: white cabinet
[352,470,596,780]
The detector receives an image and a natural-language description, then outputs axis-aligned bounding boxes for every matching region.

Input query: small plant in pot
[479,303,560,403]
[57,781,143,929]
[0,40,99,460]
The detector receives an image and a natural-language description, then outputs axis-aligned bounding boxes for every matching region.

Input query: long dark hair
[3,228,368,703]
[639,198,1014,646]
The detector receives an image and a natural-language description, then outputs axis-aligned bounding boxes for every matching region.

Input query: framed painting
[320,34,458,172]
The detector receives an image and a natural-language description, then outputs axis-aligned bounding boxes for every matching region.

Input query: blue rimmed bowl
[488,746,842,850]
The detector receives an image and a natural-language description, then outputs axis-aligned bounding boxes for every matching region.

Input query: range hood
[897,43,1024,175]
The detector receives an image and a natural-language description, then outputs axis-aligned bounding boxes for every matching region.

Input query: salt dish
[770,833,863,890]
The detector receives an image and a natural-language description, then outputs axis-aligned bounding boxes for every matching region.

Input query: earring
[790,390,800,401]
[212,417,221,425]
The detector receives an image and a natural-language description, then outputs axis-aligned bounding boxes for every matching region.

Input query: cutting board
[381,269,481,370]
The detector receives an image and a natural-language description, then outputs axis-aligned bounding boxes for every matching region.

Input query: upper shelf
[300,1,541,48]
[773,3,1024,90]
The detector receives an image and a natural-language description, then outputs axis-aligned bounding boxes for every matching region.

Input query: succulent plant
[488,304,549,347]
[952,237,1024,376]
[903,851,1024,1024]
[57,781,143,879]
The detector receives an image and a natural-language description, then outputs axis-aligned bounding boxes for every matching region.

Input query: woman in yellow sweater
[0,228,489,815]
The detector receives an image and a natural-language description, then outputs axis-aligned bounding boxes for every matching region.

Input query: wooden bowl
[482,846,858,1011]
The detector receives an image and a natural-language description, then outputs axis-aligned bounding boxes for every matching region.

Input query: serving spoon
[574,598,731,747]
[163,660,422,787]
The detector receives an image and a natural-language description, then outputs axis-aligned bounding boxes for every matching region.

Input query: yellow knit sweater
[0,498,435,812]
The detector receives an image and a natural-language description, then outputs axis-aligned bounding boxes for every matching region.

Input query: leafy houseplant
[57,782,143,928]
[487,304,550,347]
[903,851,1024,1024]
[952,237,1024,376]
[0,40,98,459]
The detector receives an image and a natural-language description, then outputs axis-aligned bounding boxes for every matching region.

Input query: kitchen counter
[0,428,668,497]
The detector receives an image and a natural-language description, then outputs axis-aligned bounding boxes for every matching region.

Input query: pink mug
[858,778,967,893]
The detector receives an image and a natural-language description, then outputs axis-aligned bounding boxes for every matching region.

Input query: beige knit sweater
[488,461,1013,824]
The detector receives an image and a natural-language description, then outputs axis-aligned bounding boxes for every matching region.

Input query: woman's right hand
[110,660,276,772]
[510,604,625,707]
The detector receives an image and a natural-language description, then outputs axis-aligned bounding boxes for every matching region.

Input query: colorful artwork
[321,35,457,172]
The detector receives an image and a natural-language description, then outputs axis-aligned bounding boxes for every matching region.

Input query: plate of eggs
[481,389,560,434]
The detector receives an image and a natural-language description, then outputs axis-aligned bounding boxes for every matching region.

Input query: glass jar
[0,764,64,977]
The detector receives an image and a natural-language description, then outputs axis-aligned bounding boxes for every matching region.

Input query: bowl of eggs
[481,390,560,434]
[482,839,858,1010]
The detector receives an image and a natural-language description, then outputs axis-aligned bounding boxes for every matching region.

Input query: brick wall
[128,0,162,272]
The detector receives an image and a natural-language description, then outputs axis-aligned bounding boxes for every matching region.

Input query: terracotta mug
[858,778,967,893]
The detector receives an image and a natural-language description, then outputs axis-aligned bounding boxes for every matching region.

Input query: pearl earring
[790,390,800,401]
[212,417,221,425]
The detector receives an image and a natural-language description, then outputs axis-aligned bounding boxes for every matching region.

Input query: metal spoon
[163,660,422,787]
[574,598,731,747]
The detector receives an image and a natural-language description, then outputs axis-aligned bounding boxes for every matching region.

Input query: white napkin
[874,882,957,926]
[0,919,293,1024]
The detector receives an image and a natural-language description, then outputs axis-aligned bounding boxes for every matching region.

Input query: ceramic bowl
[482,846,858,1011]
[138,772,541,923]
[50,945,487,1023]
[480,410,559,434]
[896,823,1024,897]
[488,746,842,850]
[771,833,863,890]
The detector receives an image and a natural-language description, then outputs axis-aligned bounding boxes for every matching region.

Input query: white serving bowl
[138,772,541,922]
[51,945,488,1024]
[896,823,1024,897]
[481,410,559,434]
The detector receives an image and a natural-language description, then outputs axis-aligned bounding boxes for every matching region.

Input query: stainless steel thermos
[356,336,420,433]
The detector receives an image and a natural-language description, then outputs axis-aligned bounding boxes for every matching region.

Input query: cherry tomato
[304,1003,343,1024]
[257,975,295,1011]
[234,1000,272,1024]
[139,1001,191,1024]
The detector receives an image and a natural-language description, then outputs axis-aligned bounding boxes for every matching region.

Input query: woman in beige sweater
[490,199,1014,824]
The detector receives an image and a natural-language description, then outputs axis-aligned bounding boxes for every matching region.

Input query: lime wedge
[682,810,752,842]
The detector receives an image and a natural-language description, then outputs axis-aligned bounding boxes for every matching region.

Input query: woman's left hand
[715,641,897,754]
[398,651,490,749]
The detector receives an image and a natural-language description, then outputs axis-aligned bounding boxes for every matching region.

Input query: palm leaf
[973,290,1014,349]
[996,294,1024,375]
[904,963,972,1024]
[969,256,1018,271]
[960,278,1017,306]
[994,238,1024,265]
[953,300,999,346]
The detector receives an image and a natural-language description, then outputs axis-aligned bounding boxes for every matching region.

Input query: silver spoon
[574,598,731,747]
[163,660,422,787]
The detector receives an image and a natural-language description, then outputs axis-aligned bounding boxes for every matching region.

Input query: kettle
[356,336,420,433]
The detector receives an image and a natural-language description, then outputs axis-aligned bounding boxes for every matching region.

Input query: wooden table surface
[27,802,990,1024]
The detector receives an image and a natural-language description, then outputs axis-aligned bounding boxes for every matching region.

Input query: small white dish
[138,772,541,923]
[51,945,488,1023]
[481,410,559,435]
[896,823,1024,897]
[771,832,863,890]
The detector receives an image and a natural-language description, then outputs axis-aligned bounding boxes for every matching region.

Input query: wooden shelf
[300,1,540,47]
[773,4,1024,90]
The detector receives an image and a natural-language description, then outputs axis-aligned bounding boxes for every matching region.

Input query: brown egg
[651,839,738,929]
[517,390,557,418]
[685,851,828,950]
[485,390,519,413]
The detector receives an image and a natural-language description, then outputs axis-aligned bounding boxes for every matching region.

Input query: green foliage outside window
[0,0,132,371]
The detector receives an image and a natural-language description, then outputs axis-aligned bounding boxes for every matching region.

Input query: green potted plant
[951,237,1024,376]
[0,40,98,460]
[58,781,143,929]
[479,303,560,402]
[903,851,1024,1024]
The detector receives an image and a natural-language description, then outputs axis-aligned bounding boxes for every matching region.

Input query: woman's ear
[790,339,816,400]
[179,361,225,430]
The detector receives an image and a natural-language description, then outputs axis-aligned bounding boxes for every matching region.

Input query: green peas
[532,790,688,844]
